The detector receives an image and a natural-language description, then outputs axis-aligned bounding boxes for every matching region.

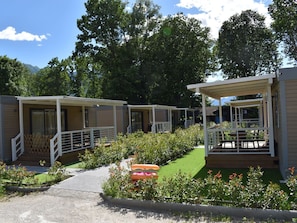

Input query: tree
[0,56,30,96]
[146,14,214,107]
[75,0,161,103]
[70,56,103,98]
[269,0,297,62]
[32,58,71,96]
[217,10,280,79]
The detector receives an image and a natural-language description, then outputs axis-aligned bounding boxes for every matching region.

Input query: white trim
[113,105,117,138]
[202,94,208,156]
[187,74,276,91]
[56,99,62,156]
[16,95,127,106]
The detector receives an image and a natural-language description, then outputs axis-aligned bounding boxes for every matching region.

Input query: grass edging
[100,193,297,221]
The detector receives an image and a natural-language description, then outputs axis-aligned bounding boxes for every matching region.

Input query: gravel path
[0,161,212,223]
[0,188,210,223]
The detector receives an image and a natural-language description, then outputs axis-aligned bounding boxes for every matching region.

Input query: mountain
[24,64,40,74]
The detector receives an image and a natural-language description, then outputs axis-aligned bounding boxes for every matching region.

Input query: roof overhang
[128,104,176,110]
[187,74,275,100]
[16,96,127,107]
[228,98,263,108]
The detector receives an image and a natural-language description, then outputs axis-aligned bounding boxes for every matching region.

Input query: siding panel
[285,81,297,168]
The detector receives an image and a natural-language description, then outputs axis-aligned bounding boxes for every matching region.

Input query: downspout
[202,93,208,156]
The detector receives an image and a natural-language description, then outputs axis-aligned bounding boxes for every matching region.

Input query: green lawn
[158,146,286,189]
[158,146,205,180]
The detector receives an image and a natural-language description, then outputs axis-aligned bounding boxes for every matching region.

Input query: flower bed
[103,164,297,211]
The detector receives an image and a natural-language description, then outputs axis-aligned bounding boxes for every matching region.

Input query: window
[31,109,66,135]
[131,111,143,132]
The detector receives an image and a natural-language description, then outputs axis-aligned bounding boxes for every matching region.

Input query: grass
[158,146,205,181]
[64,161,84,169]
[34,174,56,185]
[158,146,286,189]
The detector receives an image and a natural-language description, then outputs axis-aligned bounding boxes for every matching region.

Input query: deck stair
[206,154,279,169]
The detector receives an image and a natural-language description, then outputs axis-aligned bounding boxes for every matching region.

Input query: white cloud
[0,26,47,41]
[177,0,272,39]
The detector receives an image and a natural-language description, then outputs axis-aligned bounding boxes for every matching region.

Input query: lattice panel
[24,134,52,154]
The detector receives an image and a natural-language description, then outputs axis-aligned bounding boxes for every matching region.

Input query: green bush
[103,166,294,210]
[0,161,67,191]
[80,124,203,169]
[287,167,297,209]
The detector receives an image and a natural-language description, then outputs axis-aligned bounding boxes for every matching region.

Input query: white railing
[126,125,132,134]
[184,119,195,128]
[11,133,23,161]
[207,127,270,154]
[50,133,60,166]
[50,127,115,165]
[59,127,115,154]
[153,122,171,133]
[12,127,116,166]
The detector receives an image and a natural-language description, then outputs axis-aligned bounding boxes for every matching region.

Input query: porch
[187,74,277,168]
[12,127,115,166]
[127,105,176,133]
[11,96,127,166]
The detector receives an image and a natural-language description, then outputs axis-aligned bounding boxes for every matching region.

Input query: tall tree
[33,58,71,96]
[146,14,214,107]
[75,0,161,103]
[269,0,297,62]
[217,10,280,79]
[0,56,30,96]
[70,56,103,98]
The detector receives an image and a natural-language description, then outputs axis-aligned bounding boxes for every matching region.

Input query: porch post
[152,106,156,133]
[19,100,24,155]
[113,105,117,139]
[169,109,172,132]
[56,99,62,156]
[82,106,86,128]
[259,103,263,127]
[219,98,223,124]
[128,106,131,133]
[184,109,188,128]
[230,105,233,128]
[235,107,238,127]
[267,86,275,157]
[202,93,208,156]
[263,96,268,129]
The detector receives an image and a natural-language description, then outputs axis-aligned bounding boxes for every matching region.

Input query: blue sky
[0,0,274,69]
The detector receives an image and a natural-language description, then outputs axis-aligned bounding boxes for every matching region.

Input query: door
[131,111,143,132]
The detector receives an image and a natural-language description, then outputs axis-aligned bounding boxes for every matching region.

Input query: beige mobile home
[6,96,127,166]
[187,67,297,178]
[0,96,19,163]
[273,67,297,177]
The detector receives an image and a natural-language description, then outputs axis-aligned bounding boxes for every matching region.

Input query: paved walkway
[44,159,131,193]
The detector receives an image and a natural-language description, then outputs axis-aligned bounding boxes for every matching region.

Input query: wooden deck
[205,154,279,169]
